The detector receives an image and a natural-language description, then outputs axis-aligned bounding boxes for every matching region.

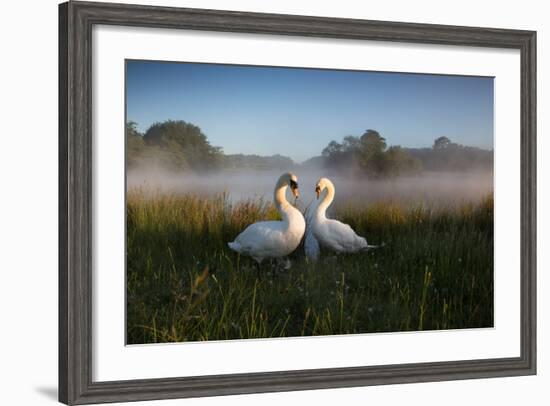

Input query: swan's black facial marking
[315,185,321,199]
[289,179,299,199]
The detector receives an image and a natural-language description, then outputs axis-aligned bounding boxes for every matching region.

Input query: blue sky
[126,60,494,162]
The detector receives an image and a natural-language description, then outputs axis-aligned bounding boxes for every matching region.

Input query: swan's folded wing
[233,221,287,253]
[325,220,368,252]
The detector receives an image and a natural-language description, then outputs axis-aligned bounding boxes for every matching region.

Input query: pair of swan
[227,172,373,265]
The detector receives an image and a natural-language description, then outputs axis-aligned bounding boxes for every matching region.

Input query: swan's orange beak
[315,185,321,199]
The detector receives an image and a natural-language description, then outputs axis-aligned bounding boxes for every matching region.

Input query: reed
[127,189,493,344]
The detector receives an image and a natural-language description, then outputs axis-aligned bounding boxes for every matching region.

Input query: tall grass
[127,188,493,344]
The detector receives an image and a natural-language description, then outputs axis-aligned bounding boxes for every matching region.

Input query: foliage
[407,139,493,172]
[127,190,494,343]
[126,120,493,176]
[433,136,452,150]
[126,120,224,171]
[322,129,422,178]
[385,146,424,176]
[224,153,295,171]
[322,130,492,177]
[300,155,326,170]
[126,121,147,169]
[127,120,300,172]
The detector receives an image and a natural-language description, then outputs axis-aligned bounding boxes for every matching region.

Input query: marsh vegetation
[126,186,493,344]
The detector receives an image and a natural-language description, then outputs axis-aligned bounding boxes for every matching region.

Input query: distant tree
[126,120,140,137]
[405,136,493,172]
[322,140,343,157]
[360,129,387,152]
[223,153,295,170]
[143,120,223,171]
[322,140,349,170]
[385,146,423,176]
[126,121,146,169]
[300,155,326,170]
[125,120,223,171]
[433,136,452,150]
[357,130,388,175]
[320,129,422,178]
[342,135,362,152]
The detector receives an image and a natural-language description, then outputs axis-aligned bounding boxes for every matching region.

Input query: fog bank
[128,168,493,209]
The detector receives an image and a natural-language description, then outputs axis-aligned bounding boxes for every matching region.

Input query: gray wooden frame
[59,1,537,404]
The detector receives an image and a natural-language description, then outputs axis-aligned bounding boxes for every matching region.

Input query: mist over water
[128,168,493,209]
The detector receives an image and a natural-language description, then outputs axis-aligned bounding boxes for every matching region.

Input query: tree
[357,130,388,176]
[385,146,423,176]
[223,153,295,170]
[143,120,223,171]
[320,129,422,178]
[126,121,146,168]
[126,121,140,137]
[322,140,343,157]
[360,129,387,152]
[322,140,349,170]
[433,136,451,150]
[125,120,223,171]
[405,137,492,171]
[342,135,362,152]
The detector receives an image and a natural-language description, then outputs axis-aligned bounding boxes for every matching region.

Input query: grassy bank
[126,189,493,344]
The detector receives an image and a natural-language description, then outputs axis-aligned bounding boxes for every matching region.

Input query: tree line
[127,120,223,171]
[320,129,422,178]
[406,136,493,172]
[127,120,492,177]
[319,131,492,178]
[127,120,297,172]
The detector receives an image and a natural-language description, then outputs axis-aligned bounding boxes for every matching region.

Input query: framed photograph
[59,1,536,404]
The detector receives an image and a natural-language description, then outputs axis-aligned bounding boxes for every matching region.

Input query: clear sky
[126,60,494,162]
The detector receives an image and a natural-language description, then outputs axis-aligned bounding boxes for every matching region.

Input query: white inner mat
[92,24,521,382]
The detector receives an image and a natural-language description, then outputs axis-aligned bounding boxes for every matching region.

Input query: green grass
[126,189,494,344]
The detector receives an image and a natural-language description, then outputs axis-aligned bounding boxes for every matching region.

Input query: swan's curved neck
[274,184,291,213]
[317,183,335,219]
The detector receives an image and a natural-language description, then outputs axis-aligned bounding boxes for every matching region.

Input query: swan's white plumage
[228,173,306,264]
[308,177,369,257]
[315,218,368,252]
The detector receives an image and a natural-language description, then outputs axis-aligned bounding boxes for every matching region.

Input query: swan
[228,172,306,266]
[306,177,377,259]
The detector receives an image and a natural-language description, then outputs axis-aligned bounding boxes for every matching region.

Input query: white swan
[228,172,306,266]
[306,177,376,259]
